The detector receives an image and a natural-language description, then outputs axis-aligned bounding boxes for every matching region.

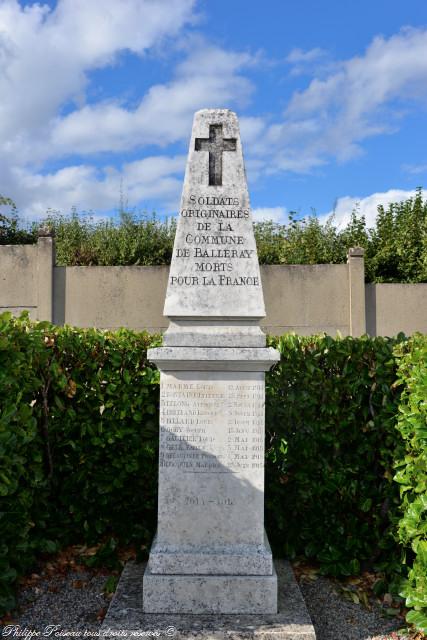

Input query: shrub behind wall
[2,188,427,281]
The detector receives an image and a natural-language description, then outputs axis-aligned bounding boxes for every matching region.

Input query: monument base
[147,530,274,575]
[143,565,277,614]
[100,560,316,639]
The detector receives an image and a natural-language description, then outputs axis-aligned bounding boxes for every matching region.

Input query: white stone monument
[101,109,317,638]
[143,108,280,614]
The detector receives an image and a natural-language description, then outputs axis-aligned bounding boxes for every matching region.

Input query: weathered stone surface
[140,108,280,616]
[164,108,265,320]
[100,560,316,639]
[147,346,279,370]
[147,530,273,575]
[143,364,279,613]
[152,371,269,555]
[143,566,278,614]
[163,319,266,348]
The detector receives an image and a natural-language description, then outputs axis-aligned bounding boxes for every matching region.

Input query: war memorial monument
[101,109,316,639]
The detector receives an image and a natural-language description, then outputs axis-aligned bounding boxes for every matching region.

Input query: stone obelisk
[142,109,279,614]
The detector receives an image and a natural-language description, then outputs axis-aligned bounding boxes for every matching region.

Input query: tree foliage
[1,188,426,281]
[0,196,36,245]
[44,208,177,266]
[369,189,427,282]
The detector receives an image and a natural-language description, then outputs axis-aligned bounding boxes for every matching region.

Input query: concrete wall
[0,244,37,318]
[261,264,349,335]
[1,235,427,336]
[54,263,351,335]
[366,283,427,336]
[53,266,169,332]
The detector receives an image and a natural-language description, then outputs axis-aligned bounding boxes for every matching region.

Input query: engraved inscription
[159,380,264,475]
[170,191,260,289]
[184,496,233,506]
[195,124,237,186]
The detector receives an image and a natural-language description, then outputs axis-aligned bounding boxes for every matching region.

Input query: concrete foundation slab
[100,560,316,639]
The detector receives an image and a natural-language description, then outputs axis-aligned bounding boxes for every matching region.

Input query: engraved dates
[159,379,265,474]
[184,496,233,507]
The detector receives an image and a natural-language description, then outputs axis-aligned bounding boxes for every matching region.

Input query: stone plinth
[100,560,316,639]
[143,345,278,614]
[143,566,278,615]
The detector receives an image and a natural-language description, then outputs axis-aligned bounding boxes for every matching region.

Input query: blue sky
[1,0,427,226]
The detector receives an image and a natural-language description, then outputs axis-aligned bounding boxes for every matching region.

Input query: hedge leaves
[0,313,426,633]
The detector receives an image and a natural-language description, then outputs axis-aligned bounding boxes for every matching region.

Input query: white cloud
[285,47,333,78]
[402,163,427,175]
[286,48,326,64]
[0,0,258,215]
[49,43,254,156]
[13,154,186,219]
[0,0,196,213]
[2,3,427,218]
[248,28,427,174]
[236,116,267,146]
[320,188,418,228]
[251,206,287,223]
[0,0,197,144]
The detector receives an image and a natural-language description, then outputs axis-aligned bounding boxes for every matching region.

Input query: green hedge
[0,313,426,633]
[394,335,427,632]
[0,313,161,613]
[265,333,405,575]
[0,314,51,611]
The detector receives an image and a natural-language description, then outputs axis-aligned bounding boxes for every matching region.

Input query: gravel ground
[300,577,404,640]
[1,565,408,639]
[2,570,112,633]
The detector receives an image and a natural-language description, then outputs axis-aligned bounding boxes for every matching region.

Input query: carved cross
[195,124,237,186]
